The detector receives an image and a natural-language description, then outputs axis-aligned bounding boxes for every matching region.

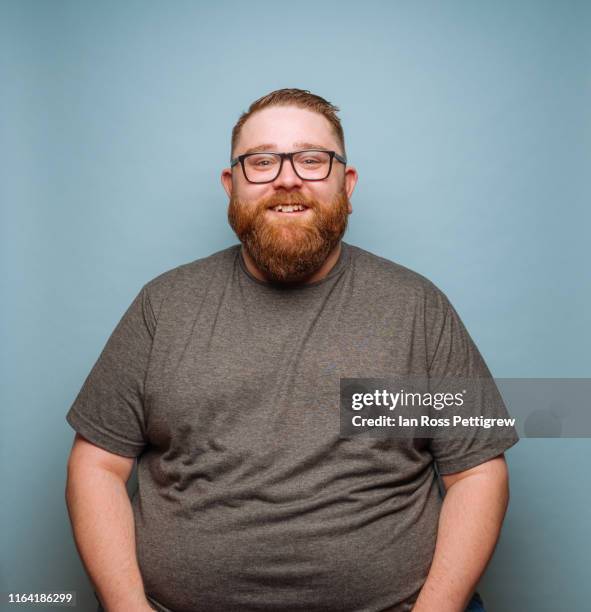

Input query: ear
[221,167,233,198]
[344,166,358,213]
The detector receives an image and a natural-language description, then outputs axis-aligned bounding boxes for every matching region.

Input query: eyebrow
[241,142,332,155]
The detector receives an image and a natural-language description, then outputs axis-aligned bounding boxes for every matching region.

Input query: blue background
[2,1,590,610]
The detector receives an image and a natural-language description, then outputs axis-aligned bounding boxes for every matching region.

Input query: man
[65,89,518,612]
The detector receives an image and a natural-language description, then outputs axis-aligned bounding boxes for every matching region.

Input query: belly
[133,474,440,612]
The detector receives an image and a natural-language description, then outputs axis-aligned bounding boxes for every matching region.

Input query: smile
[269,204,309,213]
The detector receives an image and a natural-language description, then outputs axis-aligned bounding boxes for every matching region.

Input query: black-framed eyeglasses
[230,149,347,184]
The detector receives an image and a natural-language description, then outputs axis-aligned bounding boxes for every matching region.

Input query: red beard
[228,190,350,283]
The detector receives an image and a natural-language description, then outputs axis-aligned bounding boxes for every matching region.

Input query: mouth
[267,204,310,215]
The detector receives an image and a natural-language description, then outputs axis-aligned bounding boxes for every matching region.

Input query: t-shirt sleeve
[66,286,156,457]
[426,295,519,474]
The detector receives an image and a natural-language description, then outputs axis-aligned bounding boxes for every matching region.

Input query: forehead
[235,105,340,154]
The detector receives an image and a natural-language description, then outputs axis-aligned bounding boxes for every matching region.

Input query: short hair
[231,88,346,157]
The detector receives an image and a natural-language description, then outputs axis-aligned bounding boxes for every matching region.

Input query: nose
[272,157,303,190]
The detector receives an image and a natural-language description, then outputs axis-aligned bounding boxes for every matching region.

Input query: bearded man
[65,89,518,612]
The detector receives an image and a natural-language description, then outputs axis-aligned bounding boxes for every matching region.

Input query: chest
[143,282,429,452]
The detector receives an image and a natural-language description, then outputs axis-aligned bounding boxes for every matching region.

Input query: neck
[241,241,343,285]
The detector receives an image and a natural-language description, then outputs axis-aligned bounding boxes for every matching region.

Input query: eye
[294,151,330,167]
[245,154,279,170]
[297,156,324,166]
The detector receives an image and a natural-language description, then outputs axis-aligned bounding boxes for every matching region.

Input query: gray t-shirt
[67,241,518,612]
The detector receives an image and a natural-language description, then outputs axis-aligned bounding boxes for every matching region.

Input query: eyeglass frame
[230,149,347,184]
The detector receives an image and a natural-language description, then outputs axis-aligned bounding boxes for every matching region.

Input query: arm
[65,434,153,612]
[412,454,510,612]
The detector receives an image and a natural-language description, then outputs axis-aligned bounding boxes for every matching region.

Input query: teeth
[272,204,306,212]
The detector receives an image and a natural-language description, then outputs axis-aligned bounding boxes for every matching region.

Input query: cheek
[307,181,342,202]
[234,182,272,203]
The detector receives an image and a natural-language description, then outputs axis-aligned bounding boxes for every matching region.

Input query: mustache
[256,193,317,210]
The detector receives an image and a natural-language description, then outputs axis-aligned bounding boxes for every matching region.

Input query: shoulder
[141,244,240,319]
[345,242,450,311]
